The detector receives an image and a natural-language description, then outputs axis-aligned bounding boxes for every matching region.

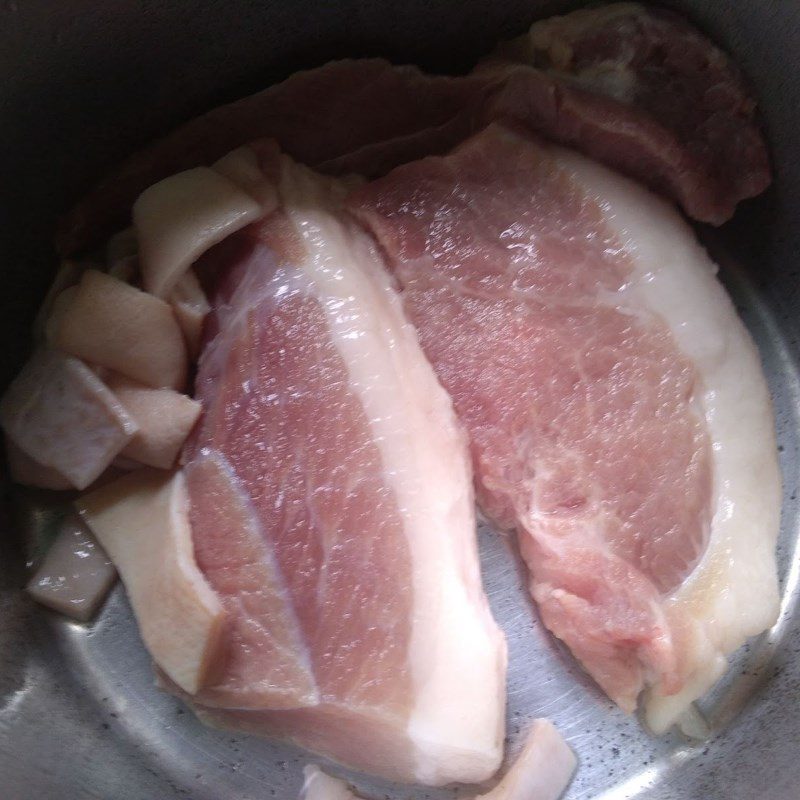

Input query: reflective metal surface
[1,2,799,799]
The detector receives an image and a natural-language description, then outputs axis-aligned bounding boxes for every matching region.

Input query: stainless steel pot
[1,2,798,798]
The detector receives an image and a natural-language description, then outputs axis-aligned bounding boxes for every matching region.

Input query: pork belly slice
[299,720,575,800]
[179,150,505,784]
[349,124,779,729]
[58,6,767,256]
[0,350,137,490]
[77,469,226,694]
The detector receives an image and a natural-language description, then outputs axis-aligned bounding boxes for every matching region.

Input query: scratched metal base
[0,256,798,800]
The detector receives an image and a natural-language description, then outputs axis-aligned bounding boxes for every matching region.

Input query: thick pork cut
[349,124,780,729]
[180,146,506,784]
[58,5,768,255]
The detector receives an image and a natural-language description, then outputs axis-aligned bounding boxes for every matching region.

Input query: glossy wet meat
[180,153,505,784]
[350,124,778,720]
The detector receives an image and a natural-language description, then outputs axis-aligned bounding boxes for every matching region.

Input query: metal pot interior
[0,2,798,798]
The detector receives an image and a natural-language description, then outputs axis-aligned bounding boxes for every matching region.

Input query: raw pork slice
[180,146,506,784]
[349,124,780,729]
[482,2,770,225]
[57,5,768,255]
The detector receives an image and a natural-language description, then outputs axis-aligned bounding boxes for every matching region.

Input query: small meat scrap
[0,349,137,490]
[350,122,779,728]
[133,166,262,297]
[107,374,201,470]
[26,512,117,622]
[48,270,188,391]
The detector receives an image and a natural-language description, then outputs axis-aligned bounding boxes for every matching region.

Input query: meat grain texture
[180,144,506,785]
[350,123,779,728]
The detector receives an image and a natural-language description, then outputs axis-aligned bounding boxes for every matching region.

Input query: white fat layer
[280,159,506,786]
[553,145,781,732]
